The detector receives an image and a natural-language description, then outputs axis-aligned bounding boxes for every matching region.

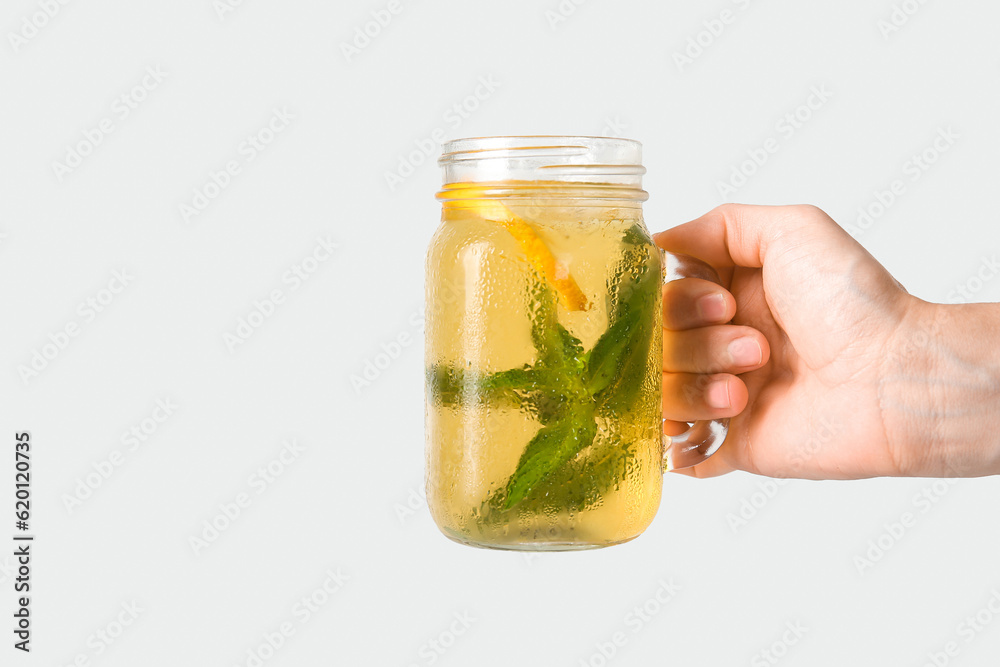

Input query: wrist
[881,298,1000,477]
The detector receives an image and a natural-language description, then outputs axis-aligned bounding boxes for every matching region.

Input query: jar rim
[438,136,647,196]
[440,135,641,160]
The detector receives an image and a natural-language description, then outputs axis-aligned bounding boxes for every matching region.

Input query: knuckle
[790,203,828,222]
[715,202,741,218]
[684,372,712,405]
[682,382,699,403]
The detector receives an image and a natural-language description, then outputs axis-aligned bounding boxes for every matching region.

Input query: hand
[655,204,953,479]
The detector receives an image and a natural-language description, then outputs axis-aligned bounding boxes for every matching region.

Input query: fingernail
[696,293,727,322]
[706,379,731,409]
[728,337,762,367]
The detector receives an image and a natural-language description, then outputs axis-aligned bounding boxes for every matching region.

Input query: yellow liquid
[425,194,663,550]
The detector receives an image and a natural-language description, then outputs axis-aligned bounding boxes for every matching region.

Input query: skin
[655,204,1000,479]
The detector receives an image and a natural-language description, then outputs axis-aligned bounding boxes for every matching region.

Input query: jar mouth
[438,136,647,200]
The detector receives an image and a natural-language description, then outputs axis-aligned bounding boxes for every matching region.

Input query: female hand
[656,204,1000,479]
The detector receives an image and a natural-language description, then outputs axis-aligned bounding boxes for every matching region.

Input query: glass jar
[425,136,727,551]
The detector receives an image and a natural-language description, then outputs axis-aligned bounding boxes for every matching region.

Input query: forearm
[881,299,1000,477]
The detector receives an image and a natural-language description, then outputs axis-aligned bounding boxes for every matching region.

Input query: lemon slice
[458,191,589,312]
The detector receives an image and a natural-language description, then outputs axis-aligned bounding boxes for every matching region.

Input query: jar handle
[660,250,730,471]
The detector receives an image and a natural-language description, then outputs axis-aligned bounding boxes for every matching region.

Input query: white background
[1,0,999,665]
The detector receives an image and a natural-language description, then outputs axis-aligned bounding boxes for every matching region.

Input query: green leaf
[497,406,597,510]
[583,307,641,396]
[479,367,545,392]
[427,365,543,408]
[529,280,585,372]
[620,222,652,248]
[518,428,639,514]
[427,363,580,425]
[588,226,660,410]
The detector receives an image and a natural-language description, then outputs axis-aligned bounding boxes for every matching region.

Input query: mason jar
[425,136,727,550]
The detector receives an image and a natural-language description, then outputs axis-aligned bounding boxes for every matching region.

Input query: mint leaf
[426,364,561,416]
[583,307,641,396]
[530,280,585,373]
[497,405,597,510]
[594,228,660,411]
[620,222,651,248]
[427,365,530,408]
[517,425,644,513]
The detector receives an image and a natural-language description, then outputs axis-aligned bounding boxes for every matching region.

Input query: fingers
[663,325,769,374]
[652,203,841,269]
[662,372,748,421]
[654,204,844,480]
[662,278,736,330]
